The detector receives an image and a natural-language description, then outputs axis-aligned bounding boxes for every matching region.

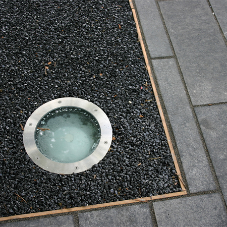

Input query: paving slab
[195,104,227,203]
[154,193,227,227]
[0,215,75,227]
[78,204,153,227]
[210,0,227,39]
[152,58,216,193]
[134,0,173,58]
[159,0,227,105]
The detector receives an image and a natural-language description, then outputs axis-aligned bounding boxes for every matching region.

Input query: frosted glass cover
[35,107,101,163]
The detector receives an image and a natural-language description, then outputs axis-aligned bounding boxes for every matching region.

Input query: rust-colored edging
[128,0,186,193]
[0,191,186,222]
[0,1,187,222]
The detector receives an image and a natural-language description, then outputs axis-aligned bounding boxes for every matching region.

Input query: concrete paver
[0,215,75,227]
[152,58,216,193]
[78,204,153,227]
[159,0,227,105]
[134,0,173,58]
[196,104,227,204]
[154,193,227,227]
[210,0,227,39]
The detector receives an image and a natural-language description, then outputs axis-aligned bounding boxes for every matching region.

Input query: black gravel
[0,0,181,217]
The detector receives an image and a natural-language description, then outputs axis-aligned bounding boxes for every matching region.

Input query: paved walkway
[1,0,227,226]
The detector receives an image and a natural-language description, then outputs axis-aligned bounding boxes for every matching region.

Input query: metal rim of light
[23,97,112,174]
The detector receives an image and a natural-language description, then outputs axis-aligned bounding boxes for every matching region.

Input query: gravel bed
[0,0,181,217]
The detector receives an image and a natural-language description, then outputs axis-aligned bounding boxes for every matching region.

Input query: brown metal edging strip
[0,191,187,222]
[128,0,186,192]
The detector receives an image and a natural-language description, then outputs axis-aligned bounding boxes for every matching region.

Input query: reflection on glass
[35,107,101,163]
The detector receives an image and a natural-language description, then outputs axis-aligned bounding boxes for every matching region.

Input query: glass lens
[35,107,101,163]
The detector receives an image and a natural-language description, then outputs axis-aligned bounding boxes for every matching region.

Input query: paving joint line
[130,0,189,193]
[206,0,227,46]
[152,189,220,203]
[149,202,158,227]
[154,0,195,111]
[150,56,175,60]
[194,102,227,108]
[72,212,80,227]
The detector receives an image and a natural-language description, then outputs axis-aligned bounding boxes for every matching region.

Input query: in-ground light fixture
[23,97,112,174]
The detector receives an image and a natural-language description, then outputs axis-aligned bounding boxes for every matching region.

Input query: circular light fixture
[23,97,112,174]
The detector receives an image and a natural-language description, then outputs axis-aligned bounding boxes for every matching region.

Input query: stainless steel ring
[23,97,112,174]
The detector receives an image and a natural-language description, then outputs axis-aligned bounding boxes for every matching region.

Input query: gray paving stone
[0,215,74,227]
[152,58,216,193]
[210,0,227,39]
[134,0,173,58]
[195,104,227,203]
[78,204,153,227]
[154,193,227,227]
[159,0,227,105]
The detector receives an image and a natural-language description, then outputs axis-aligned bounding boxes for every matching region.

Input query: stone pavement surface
[1,0,227,226]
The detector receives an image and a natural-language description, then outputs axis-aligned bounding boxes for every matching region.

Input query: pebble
[0,0,181,217]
